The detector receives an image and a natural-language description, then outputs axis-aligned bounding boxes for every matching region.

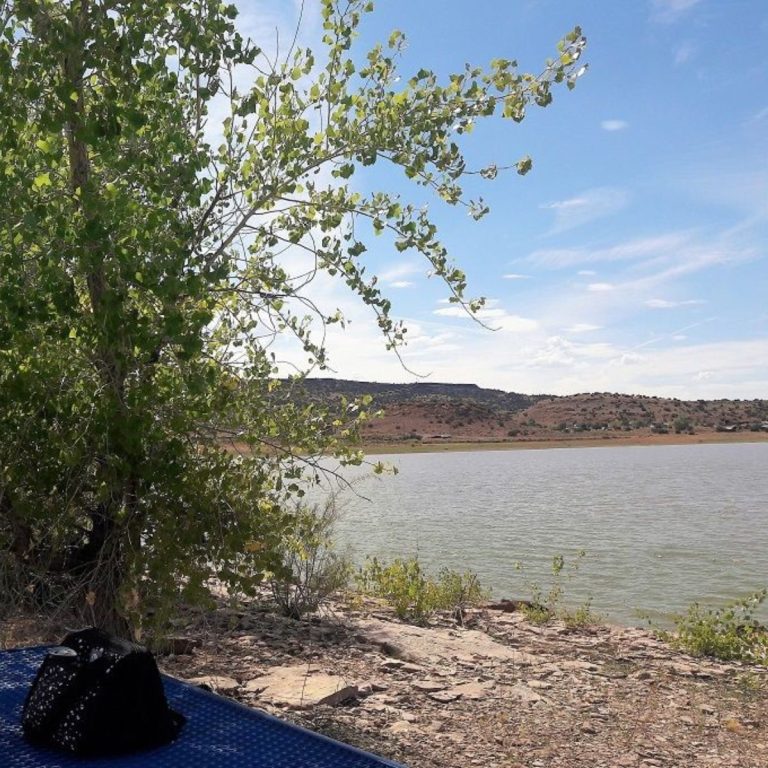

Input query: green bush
[668,589,768,664]
[355,556,488,623]
[519,551,598,626]
[268,497,351,620]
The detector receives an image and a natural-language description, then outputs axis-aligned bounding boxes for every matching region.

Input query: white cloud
[524,336,615,369]
[494,315,540,333]
[389,280,413,289]
[502,273,531,280]
[588,283,614,292]
[433,305,539,333]
[601,119,628,132]
[612,352,644,366]
[564,323,602,334]
[540,187,629,234]
[645,298,706,309]
[378,261,422,284]
[651,0,703,23]
[577,269,597,276]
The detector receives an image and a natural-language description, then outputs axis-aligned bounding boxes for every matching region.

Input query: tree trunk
[59,2,133,637]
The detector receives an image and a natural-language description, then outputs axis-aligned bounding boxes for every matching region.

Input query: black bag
[22,628,185,756]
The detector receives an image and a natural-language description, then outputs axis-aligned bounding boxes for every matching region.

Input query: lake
[326,442,768,626]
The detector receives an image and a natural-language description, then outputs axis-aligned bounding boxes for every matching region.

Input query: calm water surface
[329,442,768,626]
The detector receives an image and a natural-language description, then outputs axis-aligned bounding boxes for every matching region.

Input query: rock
[698,703,715,716]
[188,674,239,694]
[354,618,539,667]
[526,680,552,690]
[388,720,418,735]
[507,683,546,704]
[428,690,462,703]
[412,680,447,692]
[447,680,495,700]
[558,660,599,673]
[484,599,538,613]
[244,665,357,709]
[357,680,389,695]
[581,723,598,734]
[156,636,201,656]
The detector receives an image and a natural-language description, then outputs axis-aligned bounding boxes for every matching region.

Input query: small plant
[519,551,597,626]
[667,589,768,665]
[269,497,351,620]
[433,567,490,625]
[355,556,488,624]
[561,598,598,628]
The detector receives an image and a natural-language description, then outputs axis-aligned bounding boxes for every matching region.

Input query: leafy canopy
[0,0,586,634]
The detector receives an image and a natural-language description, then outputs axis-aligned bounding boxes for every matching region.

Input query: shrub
[269,497,351,620]
[673,415,692,433]
[355,556,488,623]
[667,590,768,664]
[519,551,597,626]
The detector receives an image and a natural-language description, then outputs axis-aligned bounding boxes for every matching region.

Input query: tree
[0,0,586,635]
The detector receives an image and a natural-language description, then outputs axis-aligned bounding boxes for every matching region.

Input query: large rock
[244,665,357,709]
[354,618,540,667]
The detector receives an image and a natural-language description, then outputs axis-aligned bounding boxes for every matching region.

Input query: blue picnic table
[0,647,406,768]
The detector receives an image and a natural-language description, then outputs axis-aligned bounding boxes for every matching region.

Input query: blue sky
[239,1,768,399]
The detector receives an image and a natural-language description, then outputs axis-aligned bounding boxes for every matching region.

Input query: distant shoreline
[361,431,768,455]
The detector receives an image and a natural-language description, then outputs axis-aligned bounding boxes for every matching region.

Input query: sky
[234,0,768,399]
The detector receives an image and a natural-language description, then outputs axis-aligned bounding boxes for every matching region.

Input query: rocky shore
[156,598,768,768]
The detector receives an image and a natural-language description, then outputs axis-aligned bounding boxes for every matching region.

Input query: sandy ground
[360,432,768,455]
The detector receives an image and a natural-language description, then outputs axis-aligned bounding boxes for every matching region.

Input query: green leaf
[32,172,51,189]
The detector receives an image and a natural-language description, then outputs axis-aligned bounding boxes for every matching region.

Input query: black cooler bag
[22,627,185,756]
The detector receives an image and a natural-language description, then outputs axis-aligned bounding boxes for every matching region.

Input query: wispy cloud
[389,280,413,289]
[502,273,531,280]
[588,282,615,292]
[645,298,706,308]
[674,41,695,65]
[378,261,421,284]
[541,187,629,234]
[526,233,692,269]
[433,300,539,333]
[601,119,628,132]
[564,323,602,333]
[650,0,703,24]
[524,336,615,368]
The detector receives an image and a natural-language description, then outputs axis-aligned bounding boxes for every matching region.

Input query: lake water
[327,442,768,626]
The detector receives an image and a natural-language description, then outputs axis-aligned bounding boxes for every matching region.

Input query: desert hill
[298,378,768,446]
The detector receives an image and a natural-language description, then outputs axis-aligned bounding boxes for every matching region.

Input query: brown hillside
[296,381,768,446]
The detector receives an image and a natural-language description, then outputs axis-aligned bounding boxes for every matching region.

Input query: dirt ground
[8,597,764,768]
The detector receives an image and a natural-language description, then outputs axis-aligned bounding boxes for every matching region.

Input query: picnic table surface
[0,646,406,768]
